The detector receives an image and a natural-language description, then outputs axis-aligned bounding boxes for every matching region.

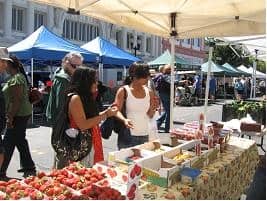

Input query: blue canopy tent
[8,26,97,63]
[8,26,98,124]
[81,36,140,80]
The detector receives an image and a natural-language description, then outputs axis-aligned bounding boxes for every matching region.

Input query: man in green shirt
[46,52,83,126]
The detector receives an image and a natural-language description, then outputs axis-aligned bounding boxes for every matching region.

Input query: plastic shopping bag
[148,113,159,141]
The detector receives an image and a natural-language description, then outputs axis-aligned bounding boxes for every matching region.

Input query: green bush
[224,101,266,124]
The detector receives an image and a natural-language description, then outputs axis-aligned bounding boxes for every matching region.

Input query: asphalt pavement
[3,100,266,199]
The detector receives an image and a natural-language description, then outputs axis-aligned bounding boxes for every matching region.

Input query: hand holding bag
[100,87,127,139]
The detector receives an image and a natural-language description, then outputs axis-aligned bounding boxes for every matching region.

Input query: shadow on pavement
[246,155,266,200]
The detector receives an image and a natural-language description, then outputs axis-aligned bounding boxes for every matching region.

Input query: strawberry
[46,188,54,196]
[56,194,66,200]
[134,165,142,176]
[129,183,137,193]
[76,168,86,175]
[122,175,128,183]
[37,171,46,178]
[10,192,20,200]
[0,181,7,187]
[5,186,12,194]
[130,169,135,179]
[29,191,44,200]
[54,186,63,195]
[71,183,77,190]
[0,195,8,200]
[33,182,41,190]
[0,186,6,192]
[96,166,103,173]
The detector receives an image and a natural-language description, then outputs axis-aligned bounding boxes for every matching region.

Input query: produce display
[0,162,126,200]
[0,113,257,201]
[139,137,259,200]
[172,152,193,164]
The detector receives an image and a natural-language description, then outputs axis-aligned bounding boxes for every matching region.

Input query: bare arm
[146,90,158,118]
[69,95,117,131]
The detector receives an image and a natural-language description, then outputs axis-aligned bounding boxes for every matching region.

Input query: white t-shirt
[125,85,150,136]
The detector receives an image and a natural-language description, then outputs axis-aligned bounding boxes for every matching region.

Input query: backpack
[235,82,244,91]
[153,74,163,91]
[28,86,43,104]
[100,86,127,139]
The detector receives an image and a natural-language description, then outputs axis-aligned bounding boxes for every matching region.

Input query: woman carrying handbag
[52,66,118,169]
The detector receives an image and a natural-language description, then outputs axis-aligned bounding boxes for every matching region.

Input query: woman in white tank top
[114,63,158,149]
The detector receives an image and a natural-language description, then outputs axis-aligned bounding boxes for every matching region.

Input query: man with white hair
[46,52,83,126]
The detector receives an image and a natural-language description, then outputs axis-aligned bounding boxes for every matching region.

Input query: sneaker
[17,167,36,173]
[23,170,36,178]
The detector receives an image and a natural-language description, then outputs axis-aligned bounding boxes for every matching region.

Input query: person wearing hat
[0,47,14,177]
[0,50,36,180]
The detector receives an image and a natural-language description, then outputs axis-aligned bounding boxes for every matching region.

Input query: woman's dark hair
[124,62,150,84]
[66,66,98,117]
[8,55,30,85]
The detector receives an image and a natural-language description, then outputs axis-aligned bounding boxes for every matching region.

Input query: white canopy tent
[238,65,266,79]
[31,0,266,127]
[219,35,266,98]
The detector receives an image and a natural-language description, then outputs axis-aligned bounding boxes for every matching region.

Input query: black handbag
[100,87,127,139]
[51,93,92,162]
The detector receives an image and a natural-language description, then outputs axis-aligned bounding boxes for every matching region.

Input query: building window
[0,3,3,30]
[197,38,201,47]
[187,39,190,44]
[117,71,123,81]
[12,7,25,32]
[146,37,152,53]
[191,38,194,46]
[126,32,132,49]
[116,31,122,48]
[34,11,46,30]
[63,19,99,42]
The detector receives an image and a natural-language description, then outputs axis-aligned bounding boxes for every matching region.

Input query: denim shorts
[117,129,148,150]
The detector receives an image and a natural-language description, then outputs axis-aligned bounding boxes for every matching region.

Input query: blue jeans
[157,92,170,133]
[117,128,148,150]
[0,115,35,175]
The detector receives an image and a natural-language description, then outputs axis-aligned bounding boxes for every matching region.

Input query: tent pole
[31,58,34,125]
[170,36,175,131]
[204,46,214,124]
[253,49,258,98]
[101,63,104,82]
[98,62,102,81]
[169,12,177,132]
[123,65,126,78]
[250,75,253,98]
[224,74,226,102]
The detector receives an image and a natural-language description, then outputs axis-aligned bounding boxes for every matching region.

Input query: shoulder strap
[64,92,77,116]
[123,86,127,100]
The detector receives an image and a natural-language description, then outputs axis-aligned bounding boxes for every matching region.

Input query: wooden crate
[240,122,262,132]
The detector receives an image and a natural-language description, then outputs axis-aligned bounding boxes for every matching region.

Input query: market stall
[0,113,260,200]
[139,136,259,200]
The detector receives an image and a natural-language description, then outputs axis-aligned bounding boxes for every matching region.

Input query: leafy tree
[205,38,266,73]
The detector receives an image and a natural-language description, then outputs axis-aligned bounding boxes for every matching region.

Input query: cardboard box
[141,155,180,188]
[108,148,158,166]
[162,140,199,165]
[93,162,141,200]
[135,141,173,153]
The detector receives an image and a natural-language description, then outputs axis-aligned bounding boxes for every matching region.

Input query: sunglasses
[70,63,78,69]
